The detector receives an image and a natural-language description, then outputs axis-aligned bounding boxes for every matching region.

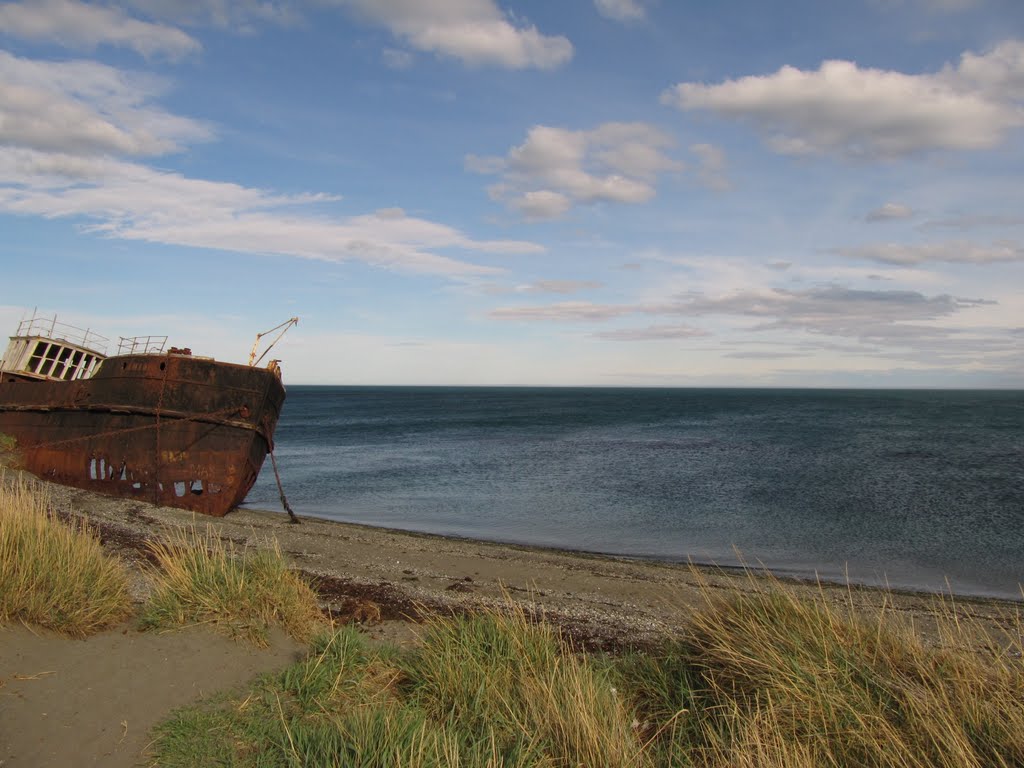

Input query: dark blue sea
[246,387,1024,601]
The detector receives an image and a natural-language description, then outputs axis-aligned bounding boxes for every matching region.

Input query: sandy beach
[2,475,1022,767]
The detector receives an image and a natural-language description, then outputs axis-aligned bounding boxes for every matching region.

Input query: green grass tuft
[0,474,132,636]
[140,524,324,646]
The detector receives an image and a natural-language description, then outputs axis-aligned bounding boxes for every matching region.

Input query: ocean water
[246,387,1024,600]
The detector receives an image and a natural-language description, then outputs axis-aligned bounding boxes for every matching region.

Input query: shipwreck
[0,313,298,518]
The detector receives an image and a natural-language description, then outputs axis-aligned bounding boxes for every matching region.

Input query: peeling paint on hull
[0,353,285,517]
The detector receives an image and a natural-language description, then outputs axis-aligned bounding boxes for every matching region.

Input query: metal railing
[15,314,109,354]
[117,335,168,355]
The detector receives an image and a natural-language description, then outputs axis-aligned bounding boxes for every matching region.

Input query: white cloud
[0,149,542,275]
[0,0,200,59]
[512,189,572,219]
[0,52,212,156]
[469,122,681,219]
[866,202,914,221]
[663,40,1024,159]
[593,0,646,22]
[0,49,543,277]
[833,240,1024,265]
[955,39,1024,100]
[333,0,573,69]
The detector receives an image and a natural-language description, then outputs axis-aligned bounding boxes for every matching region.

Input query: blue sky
[1,0,1022,386]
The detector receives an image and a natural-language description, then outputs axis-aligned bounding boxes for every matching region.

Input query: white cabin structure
[0,315,108,382]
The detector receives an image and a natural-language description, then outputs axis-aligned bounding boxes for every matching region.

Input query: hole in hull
[174,481,186,497]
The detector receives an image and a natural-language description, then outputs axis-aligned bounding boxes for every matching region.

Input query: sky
[1,0,1022,387]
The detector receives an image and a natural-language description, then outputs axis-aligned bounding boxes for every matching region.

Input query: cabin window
[38,344,60,377]
[64,349,84,380]
[22,340,102,380]
[77,354,95,379]
[27,341,49,374]
[51,346,72,379]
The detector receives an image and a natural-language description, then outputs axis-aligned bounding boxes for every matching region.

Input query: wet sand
[2,475,1022,766]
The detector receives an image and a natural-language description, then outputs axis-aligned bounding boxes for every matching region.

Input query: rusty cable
[269,448,300,524]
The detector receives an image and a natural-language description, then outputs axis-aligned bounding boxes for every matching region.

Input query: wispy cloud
[866,202,914,221]
[596,324,707,341]
[123,0,300,30]
[0,50,542,276]
[0,0,201,59]
[492,285,997,349]
[468,122,681,219]
[832,240,1024,265]
[332,0,573,69]
[593,0,647,22]
[0,151,540,275]
[491,301,634,321]
[0,51,212,156]
[662,40,1024,159]
[518,280,604,294]
[920,213,1024,230]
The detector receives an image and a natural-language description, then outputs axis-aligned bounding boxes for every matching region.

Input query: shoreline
[25,473,1023,651]
[242,506,1024,605]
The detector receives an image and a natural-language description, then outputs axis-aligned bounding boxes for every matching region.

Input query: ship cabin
[0,315,108,383]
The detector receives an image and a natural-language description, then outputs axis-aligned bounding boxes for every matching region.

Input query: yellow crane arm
[248,317,299,367]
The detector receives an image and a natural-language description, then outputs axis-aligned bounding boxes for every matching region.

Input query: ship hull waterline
[0,353,285,517]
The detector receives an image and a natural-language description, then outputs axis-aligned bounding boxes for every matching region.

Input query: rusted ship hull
[0,352,285,516]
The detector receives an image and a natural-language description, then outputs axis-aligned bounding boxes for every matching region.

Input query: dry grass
[406,601,646,767]
[0,474,132,636]
[679,571,1024,768]
[140,524,324,646]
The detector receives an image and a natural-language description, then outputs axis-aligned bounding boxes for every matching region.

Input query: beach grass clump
[405,603,644,766]
[0,474,132,636]
[140,524,323,646]
[669,573,1024,767]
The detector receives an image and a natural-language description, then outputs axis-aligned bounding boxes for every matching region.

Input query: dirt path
[0,623,302,768]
